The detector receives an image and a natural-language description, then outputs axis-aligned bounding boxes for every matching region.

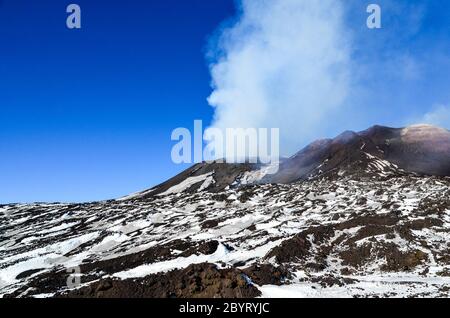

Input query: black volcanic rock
[58,263,261,298]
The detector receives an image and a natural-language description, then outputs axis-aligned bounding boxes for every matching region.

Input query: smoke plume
[206,0,352,156]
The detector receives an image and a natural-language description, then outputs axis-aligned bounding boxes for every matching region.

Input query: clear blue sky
[0,0,235,203]
[0,0,449,203]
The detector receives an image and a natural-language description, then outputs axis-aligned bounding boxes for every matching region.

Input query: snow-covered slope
[2,124,450,298]
[2,174,450,298]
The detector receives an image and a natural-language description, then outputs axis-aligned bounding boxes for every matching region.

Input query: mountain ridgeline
[128,124,450,199]
[265,124,450,183]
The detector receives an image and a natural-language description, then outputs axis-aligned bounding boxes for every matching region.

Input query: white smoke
[420,105,450,129]
[207,0,352,156]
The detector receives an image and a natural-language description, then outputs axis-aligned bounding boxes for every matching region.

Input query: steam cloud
[206,0,352,156]
[421,105,450,129]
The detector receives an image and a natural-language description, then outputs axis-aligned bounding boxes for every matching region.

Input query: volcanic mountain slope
[265,124,450,183]
[123,124,450,197]
[120,162,257,200]
[1,124,450,298]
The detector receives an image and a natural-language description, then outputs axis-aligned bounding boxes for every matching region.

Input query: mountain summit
[267,124,450,183]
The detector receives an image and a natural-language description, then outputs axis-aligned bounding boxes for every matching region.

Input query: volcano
[123,124,450,199]
[1,124,450,298]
